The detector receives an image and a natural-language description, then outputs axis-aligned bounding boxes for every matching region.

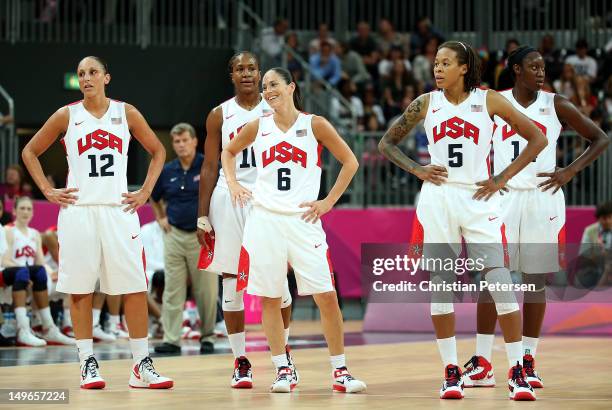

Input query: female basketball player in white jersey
[379,41,548,400]
[197,52,296,388]
[21,56,173,390]
[221,67,366,393]
[1,196,74,347]
[463,46,609,389]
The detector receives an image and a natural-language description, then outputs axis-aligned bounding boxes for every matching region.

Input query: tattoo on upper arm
[385,96,425,145]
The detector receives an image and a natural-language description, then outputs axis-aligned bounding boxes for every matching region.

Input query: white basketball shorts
[56,205,148,295]
[501,188,566,273]
[242,205,335,298]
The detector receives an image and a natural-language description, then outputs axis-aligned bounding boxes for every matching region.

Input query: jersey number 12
[88,154,114,177]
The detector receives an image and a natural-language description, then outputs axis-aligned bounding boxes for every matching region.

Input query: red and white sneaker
[129,357,174,389]
[523,354,543,388]
[62,326,74,338]
[439,364,464,399]
[231,356,253,388]
[508,363,536,401]
[41,326,76,346]
[270,366,295,393]
[80,356,106,389]
[286,345,299,388]
[462,355,496,387]
[333,367,367,393]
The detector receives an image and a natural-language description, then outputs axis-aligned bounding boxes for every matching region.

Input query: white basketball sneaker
[231,356,253,388]
[286,345,299,388]
[80,356,106,389]
[108,323,129,339]
[333,367,367,393]
[17,327,47,347]
[93,324,116,342]
[439,364,464,399]
[129,357,174,389]
[462,355,496,387]
[270,366,294,393]
[508,363,536,401]
[41,325,76,346]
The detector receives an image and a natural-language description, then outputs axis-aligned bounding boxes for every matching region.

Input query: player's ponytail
[268,67,304,111]
[438,41,481,92]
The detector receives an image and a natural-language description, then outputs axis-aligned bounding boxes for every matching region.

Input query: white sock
[129,337,149,364]
[76,339,94,363]
[436,336,458,366]
[272,353,289,369]
[284,327,290,346]
[109,315,120,330]
[15,307,30,330]
[476,333,495,362]
[228,332,246,358]
[39,307,55,329]
[330,354,346,370]
[92,309,101,326]
[522,336,539,357]
[63,309,72,327]
[505,341,523,368]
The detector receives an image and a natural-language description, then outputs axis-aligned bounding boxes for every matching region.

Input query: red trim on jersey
[498,88,513,93]
[486,154,491,177]
[558,224,566,270]
[197,232,215,269]
[501,223,509,268]
[316,142,324,168]
[142,248,149,287]
[261,112,273,118]
[110,99,124,103]
[236,246,250,292]
[326,249,335,287]
[408,213,425,259]
[66,100,82,106]
[0,271,5,288]
[59,138,67,155]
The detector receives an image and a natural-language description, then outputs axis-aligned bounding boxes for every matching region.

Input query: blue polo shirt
[151,153,203,232]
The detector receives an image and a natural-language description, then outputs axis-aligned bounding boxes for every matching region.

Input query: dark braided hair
[228,51,259,73]
[437,41,481,92]
[266,67,304,111]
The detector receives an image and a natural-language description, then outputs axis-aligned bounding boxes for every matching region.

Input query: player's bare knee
[313,291,338,309]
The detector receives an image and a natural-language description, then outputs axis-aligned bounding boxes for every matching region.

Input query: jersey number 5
[448,144,463,167]
[88,154,114,177]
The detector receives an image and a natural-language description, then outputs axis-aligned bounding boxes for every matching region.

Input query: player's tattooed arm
[379,94,448,185]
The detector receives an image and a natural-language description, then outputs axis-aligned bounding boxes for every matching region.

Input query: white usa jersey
[11,227,38,266]
[423,89,494,185]
[252,113,322,213]
[61,99,130,205]
[493,90,562,189]
[217,97,272,190]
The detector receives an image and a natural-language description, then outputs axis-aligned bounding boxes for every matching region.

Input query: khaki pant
[162,226,218,344]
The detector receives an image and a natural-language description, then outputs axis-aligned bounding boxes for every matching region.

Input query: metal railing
[3,1,611,50]
[327,130,612,207]
[0,84,17,181]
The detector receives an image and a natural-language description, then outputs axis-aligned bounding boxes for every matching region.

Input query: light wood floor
[0,323,610,409]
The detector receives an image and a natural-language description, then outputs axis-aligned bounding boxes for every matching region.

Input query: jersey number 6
[278,168,291,191]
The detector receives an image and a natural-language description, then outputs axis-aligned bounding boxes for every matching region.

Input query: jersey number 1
[239,147,256,168]
[511,141,537,162]
[88,154,114,177]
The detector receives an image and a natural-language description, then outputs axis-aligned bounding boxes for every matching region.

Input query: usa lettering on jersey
[15,245,36,260]
[433,116,480,144]
[77,129,123,155]
[262,141,307,168]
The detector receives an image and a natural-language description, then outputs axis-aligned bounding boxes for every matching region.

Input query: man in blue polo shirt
[150,123,218,354]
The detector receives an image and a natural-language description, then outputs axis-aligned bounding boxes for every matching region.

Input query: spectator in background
[350,21,381,82]
[309,41,342,86]
[0,164,32,201]
[150,123,218,355]
[0,197,12,225]
[309,22,337,55]
[604,77,612,125]
[260,18,289,69]
[285,32,305,82]
[330,78,364,131]
[539,34,564,83]
[554,63,578,101]
[412,36,439,92]
[566,39,598,83]
[580,201,612,287]
[337,41,371,86]
[378,46,412,79]
[362,84,385,126]
[410,16,444,56]
[381,59,418,120]
[494,38,520,90]
[376,18,410,58]
[574,75,598,117]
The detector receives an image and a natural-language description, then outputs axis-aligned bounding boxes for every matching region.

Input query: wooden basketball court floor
[0,321,610,409]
